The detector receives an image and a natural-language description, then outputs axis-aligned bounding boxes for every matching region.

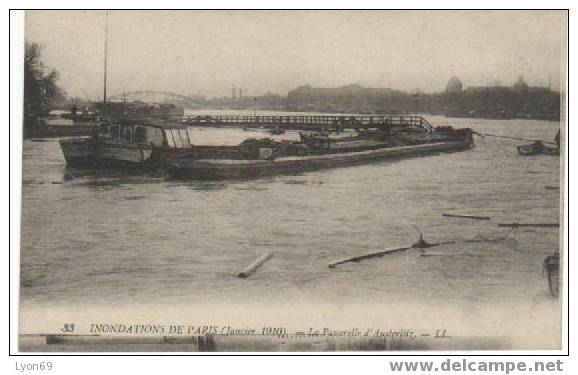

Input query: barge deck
[167,129,473,179]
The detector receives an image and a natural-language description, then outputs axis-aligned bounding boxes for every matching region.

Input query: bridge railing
[181,114,434,132]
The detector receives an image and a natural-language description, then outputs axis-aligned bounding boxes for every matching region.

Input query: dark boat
[166,123,474,179]
[59,121,193,169]
[517,140,559,156]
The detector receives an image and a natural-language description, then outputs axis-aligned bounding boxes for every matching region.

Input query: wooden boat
[59,121,193,169]
[517,141,559,156]
[166,127,473,179]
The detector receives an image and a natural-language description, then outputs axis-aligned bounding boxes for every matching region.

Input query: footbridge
[181,115,434,132]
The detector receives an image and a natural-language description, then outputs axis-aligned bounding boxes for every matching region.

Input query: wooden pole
[442,213,491,220]
[328,230,505,269]
[498,223,559,228]
[237,252,272,278]
[328,246,413,269]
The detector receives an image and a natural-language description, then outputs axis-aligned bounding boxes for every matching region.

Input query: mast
[103,10,109,103]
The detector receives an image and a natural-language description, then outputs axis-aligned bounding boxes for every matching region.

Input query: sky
[25,10,567,100]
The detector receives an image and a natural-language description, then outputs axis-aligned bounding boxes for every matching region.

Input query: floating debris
[237,252,272,278]
[443,213,491,220]
[420,252,479,257]
[498,223,559,228]
[328,245,413,269]
[328,226,511,269]
[124,195,146,201]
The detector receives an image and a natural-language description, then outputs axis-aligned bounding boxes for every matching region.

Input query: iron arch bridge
[108,91,203,107]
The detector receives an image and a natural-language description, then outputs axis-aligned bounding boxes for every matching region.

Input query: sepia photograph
[14,9,567,352]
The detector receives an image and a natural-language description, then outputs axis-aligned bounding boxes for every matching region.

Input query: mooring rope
[472,131,557,145]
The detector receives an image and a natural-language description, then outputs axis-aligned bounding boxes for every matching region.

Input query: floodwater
[18,113,563,348]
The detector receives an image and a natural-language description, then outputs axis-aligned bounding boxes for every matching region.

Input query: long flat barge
[167,128,473,179]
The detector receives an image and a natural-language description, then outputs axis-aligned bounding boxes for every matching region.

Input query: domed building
[514,75,529,93]
[446,76,463,93]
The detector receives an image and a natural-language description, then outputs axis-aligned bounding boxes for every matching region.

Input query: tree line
[23,41,66,136]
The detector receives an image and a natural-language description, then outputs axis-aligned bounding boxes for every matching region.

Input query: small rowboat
[517,141,559,156]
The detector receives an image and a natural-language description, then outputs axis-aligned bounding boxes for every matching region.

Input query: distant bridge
[108,91,203,107]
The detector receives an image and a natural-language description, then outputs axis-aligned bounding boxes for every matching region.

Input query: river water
[19,113,563,348]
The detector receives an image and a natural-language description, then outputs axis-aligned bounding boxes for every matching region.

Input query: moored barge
[166,121,474,179]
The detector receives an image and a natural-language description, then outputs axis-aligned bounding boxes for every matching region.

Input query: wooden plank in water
[328,246,413,268]
[237,252,273,278]
[442,213,491,220]
[498,223,559,228]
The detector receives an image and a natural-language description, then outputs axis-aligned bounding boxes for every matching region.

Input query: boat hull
[59,138,97,167]
[59,139,162,169]
[97,143,154,165]
[167,132,474,180]
[517,142,559,156]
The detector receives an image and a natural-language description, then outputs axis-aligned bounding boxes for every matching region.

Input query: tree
[23,41,66,135]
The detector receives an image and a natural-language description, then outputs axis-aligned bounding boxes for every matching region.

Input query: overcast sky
[25,10,566,100]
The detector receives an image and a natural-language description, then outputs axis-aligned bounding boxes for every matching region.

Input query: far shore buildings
[286,76,560,120]
[287,84,411,114]
[104,77,559,121]
[442,76,559,120]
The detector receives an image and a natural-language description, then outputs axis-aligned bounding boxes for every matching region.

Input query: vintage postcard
[16,10,566,352]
